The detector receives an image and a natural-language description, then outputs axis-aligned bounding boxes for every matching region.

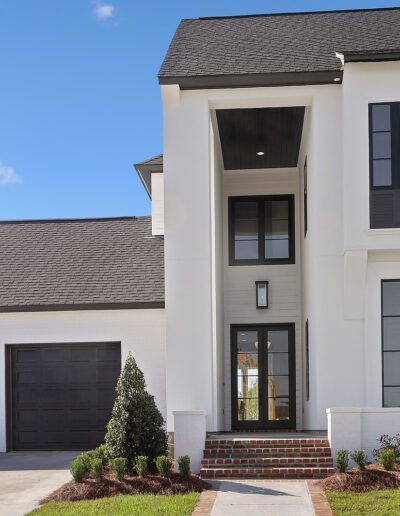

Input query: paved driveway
[0,451,77,516]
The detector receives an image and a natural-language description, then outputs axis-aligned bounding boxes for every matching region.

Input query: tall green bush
[335,449,349,473]
[379,448,396,471]
[351,450,367,471]
[105,352,167,468]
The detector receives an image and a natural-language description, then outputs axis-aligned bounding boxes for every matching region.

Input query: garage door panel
[70,347,95,362]
[70,365,96,383]
[42,348,67,362]
[97,364,120,383]
[15,349,38,363]
[97,346,121,362]
[9,342,121,450]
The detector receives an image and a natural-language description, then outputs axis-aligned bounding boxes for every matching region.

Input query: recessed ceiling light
[257,151,265,156]
[333,77,341,82]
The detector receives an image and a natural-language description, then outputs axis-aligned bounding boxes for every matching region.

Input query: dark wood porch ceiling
[216,107,305,170]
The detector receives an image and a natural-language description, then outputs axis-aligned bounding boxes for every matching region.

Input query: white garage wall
[0,308,166,452]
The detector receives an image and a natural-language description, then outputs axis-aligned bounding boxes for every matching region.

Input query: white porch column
[327,407,362,462]
[173,411,206,474]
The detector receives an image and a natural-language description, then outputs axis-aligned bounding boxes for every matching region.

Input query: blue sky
[0,0,398,220]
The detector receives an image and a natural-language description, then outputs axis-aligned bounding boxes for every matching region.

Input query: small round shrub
[112,457,127,481]
[90,458,103,481]
[379,448,396,471]
[177,455,190,478]
[134,456,148,477]
[336,449,349,473]
[155,455,173,477]
[70,456,89,483]
[351,450,367,471]
[85,445,109,467]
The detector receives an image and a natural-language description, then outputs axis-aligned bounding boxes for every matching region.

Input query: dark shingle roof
[159,8,400,87]
[0,216,164,312]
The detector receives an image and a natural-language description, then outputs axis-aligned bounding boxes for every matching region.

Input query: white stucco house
[2,6,400,477]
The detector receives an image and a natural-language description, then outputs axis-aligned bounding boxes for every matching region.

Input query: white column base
[173,410,206,474]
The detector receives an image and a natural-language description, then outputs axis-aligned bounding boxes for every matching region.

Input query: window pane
[238,398,259,420]
[382,282,400,316]
[265,239,289,259]
[234,201,259,260]
[383,352,400,385]
[271,200,289,219]
[372,104,391,132]
[373,159,392,186]
[268,375,289,397]
[237,375,259,398]
[384,387,400,407]
[383,317,400,351]
[236,331,258,354]
[270,219,289,239]
[267,330,289,352]
[265,200,289,259]
[268,397,289,420]
[267,353,289,376]
[373,132,391,159]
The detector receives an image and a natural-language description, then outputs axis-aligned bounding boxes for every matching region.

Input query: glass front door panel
[236,331,259,421]
[232,325,295,429]
[267,330,290,422]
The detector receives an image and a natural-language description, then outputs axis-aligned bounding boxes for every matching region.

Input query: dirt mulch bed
[42,471,210,503]
[319,463,400,492]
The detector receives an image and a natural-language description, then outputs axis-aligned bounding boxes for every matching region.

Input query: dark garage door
[7,342,121,451]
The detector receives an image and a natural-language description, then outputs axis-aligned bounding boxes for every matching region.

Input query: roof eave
[343,50,400,63]
[0,301,165,313]
[134,162,163,199]
[158,70,343,90]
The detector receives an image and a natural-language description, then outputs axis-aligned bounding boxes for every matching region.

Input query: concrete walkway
[0,451,77,516]
[210,480,314,516]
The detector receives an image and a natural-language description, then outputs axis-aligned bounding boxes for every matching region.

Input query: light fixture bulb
[257,151,265,156]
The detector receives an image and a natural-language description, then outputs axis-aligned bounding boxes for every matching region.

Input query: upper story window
[228,195,295,266]
[369,102,400,228]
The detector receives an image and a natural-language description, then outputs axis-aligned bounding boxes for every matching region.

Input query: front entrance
[231,324,296,430]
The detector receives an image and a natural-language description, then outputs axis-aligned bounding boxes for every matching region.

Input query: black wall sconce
[255,281,269,309]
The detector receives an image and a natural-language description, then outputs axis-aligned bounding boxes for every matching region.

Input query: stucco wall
[151,173,164,236]
[162,62,400,433]
[0,309,166,452]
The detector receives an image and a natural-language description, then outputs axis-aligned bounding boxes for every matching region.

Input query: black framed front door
[231,324,296,430]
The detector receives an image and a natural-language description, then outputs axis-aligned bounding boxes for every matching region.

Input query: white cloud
[0,162,21,185]
[93,2,114,20]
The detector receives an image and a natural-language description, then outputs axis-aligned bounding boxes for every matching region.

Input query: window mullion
[259,200,265,263]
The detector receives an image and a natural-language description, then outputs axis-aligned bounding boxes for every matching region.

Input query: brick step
[202,457,334,467]
[204,447,332,457]
[200,466,336,479]
[205,439,329,449]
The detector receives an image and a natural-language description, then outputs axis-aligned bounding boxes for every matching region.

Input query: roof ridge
[0,215,151,224]
[197,6,400,21]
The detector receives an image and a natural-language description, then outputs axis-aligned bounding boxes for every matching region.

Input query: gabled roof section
[134,154,163,198]
[0,216,164,312]
[159,7,400,89]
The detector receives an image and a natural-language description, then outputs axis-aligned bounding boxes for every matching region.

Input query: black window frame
[369,103,400,191]
[305,319,310,402]
[303,157,308,237]
[228,195,295,266]
[381,279,400,408]
[369,102,400,229]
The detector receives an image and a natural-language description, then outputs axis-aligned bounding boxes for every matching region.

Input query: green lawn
[326,490,400,515]
[29,493,200,516]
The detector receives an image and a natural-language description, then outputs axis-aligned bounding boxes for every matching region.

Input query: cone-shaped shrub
[105,352,167,468]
